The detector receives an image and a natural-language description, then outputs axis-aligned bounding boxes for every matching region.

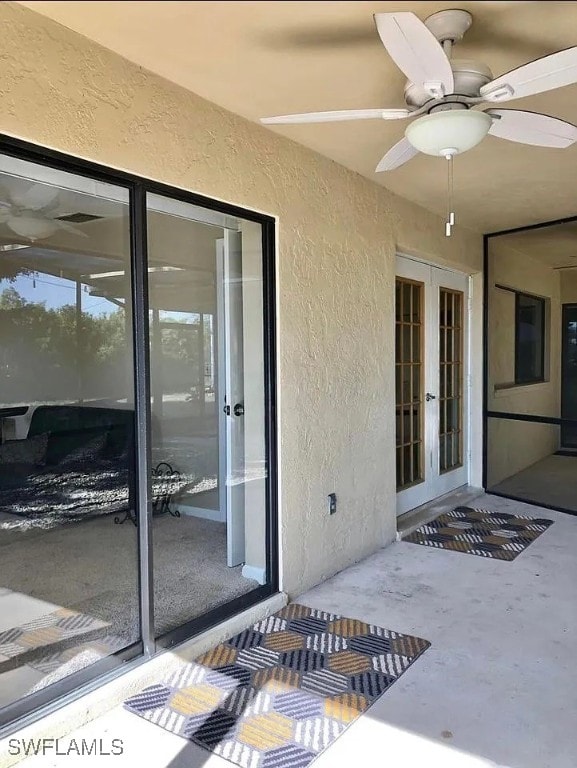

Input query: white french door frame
[396,254,472,516]
[217,232,246,567]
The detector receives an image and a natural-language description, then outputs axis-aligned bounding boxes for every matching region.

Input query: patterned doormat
[0,603,108,673]
[404,506,553,560]
[125,603,430,767]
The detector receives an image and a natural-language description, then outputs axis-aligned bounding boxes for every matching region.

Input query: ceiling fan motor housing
[404,59,493,108]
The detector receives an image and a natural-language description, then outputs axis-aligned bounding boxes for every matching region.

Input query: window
[515,292,545,384]
[492,285,547,389]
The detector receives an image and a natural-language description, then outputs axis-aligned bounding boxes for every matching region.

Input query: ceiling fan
[0,183,95,241]
[260,9,577,172]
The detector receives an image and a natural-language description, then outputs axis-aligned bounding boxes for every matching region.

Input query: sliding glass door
[145,194,269,639]
[0,138,276,730]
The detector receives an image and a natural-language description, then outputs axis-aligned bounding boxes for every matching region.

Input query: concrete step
[397,485,484,540]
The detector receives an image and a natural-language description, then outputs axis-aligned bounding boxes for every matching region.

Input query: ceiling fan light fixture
[6,215,58,241]
[405,110,492,156]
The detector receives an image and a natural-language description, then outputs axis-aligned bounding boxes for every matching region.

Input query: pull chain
[445,153,455,237]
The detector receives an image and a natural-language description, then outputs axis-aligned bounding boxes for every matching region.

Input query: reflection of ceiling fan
[0,183,101,241]
[261,10,577,171]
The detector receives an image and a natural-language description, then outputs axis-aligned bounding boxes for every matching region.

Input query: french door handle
[425,393,436,402]
[233,403,244,417]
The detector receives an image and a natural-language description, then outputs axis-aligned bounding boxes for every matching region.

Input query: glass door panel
[395,278,424,490]
[0,155,139,714]
[146,194,269,638]
[439,288,464,472]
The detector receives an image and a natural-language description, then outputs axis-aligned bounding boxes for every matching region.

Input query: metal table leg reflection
[114,461,181,525]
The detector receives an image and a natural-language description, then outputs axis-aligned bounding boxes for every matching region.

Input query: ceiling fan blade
[480,47,577,102]
[374,12,454,98]
[11,184,60,211]
[0,184,12,209]
[487,109,577,148]
[261,108,410,125]
[375,137,419,172]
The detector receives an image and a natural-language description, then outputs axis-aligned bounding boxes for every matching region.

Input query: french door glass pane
[439,288,463,473]
[146,194,268,637]
[395,278,424,490]
[0,155,138,712]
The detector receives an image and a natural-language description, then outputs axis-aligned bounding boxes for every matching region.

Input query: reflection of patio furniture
[114,461,183,525]
[152,462,182,518]
[0,405,135,528]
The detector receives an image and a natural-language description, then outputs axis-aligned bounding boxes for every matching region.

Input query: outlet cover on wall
[328,493,337,515]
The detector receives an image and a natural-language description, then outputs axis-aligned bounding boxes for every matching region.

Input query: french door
[395,255,469,516]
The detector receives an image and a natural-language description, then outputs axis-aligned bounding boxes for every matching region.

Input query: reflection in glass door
[0,154,140,715]
[396,256,469,516]
[146,194,269,638]
[0,139,276,731]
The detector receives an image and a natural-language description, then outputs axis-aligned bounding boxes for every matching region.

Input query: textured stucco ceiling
[18,1,577,233]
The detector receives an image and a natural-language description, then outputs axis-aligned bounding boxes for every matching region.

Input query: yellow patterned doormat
[404,506,553,560]
[0,603,108,673]
[125,603,430,767]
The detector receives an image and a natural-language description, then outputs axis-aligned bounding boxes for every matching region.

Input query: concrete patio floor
[10,493,577,768]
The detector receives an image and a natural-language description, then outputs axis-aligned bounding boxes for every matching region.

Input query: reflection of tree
[0,287,127,404]
[160,325,197,364]
[0,263,32,283]
[156,324,201,396]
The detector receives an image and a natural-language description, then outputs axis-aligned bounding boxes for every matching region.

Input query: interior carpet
[404,506,553,560]
[124,603,430,768]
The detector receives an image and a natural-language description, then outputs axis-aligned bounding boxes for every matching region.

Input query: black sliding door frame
[561,303,577,449]
[483,214,577,516]
[0,134,278,732]
[131,185,155,657]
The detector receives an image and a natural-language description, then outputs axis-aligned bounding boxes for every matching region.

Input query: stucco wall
[0,2,482,596]
[487,241,561,486]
